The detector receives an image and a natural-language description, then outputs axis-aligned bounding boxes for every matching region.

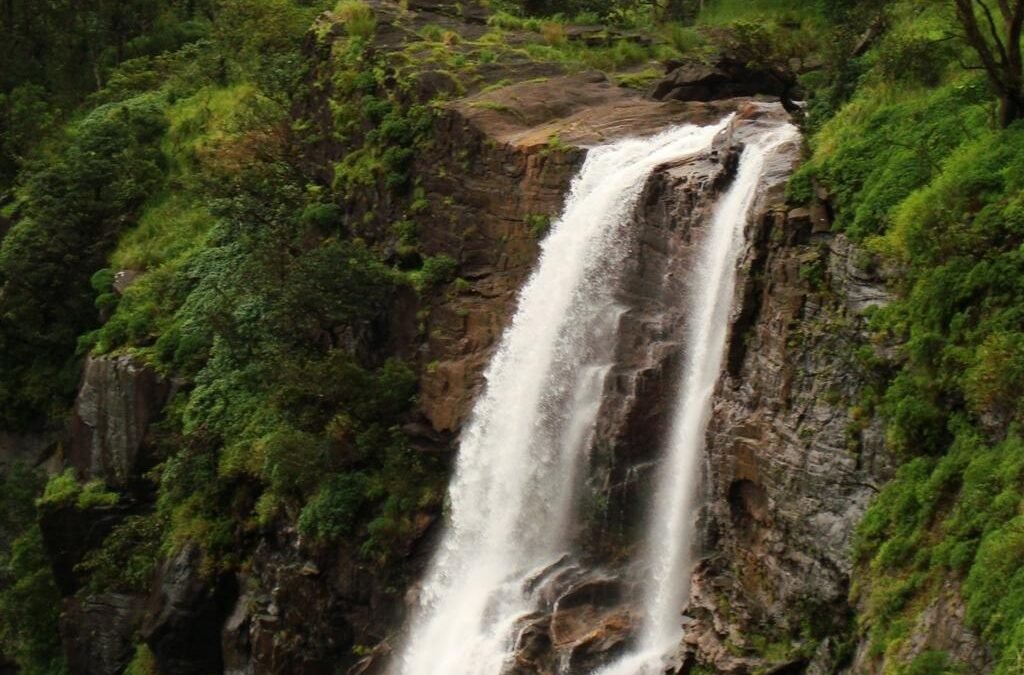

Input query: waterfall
[396,120,730,675]
[597,122,800,675]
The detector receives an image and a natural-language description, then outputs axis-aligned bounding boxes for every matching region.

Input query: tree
[953,0,1024,127]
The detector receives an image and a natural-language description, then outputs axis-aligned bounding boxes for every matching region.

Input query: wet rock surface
[505,558,636,675]
[676,172,895,671]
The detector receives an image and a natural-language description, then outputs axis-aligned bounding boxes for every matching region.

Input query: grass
[334,0,375,40]
[110,83,270,273]
[698,0,824,25]
[112,192,210,270]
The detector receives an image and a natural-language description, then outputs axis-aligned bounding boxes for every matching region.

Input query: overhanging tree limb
[954,0,1024,126]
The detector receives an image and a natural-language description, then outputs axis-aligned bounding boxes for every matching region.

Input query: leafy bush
[409,254,458,293]
[299,473,371,542]
[0,464,63,674]
[78,514,166,593]
[0,95,168,429]
[39,470,120,509]
[335,0,376,40]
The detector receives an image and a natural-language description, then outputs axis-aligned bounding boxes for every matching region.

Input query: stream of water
[397,117,797,675]
[596,123,800,675]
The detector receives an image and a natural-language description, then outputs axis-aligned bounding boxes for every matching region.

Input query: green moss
[39,470,120,510]
[123,644,160,675]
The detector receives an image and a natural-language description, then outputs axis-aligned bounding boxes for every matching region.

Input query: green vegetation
[39,471,120,510]
[782,0,1024,671]
[0,464,64,674]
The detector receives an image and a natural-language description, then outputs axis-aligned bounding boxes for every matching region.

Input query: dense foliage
[0,0,446,670]
[788,1,1024,671]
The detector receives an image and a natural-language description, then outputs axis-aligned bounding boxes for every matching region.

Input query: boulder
[650,56,795,105]
[61,593,145,675]
[143,545,236,675]
[68,355,170,487]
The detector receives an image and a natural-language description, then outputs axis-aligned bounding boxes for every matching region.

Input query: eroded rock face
[413,75,745,435]
[60,593,145,675]
[143,545,236,675]
[68,354,170,487]
[651,56,796,106]
[675,186,895,672]
[477,104,811,674]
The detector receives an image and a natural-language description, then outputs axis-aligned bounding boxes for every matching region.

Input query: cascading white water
[396,121,731,675]
[597,122,800,675]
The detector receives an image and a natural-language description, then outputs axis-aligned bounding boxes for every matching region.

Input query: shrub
[0,527,65,673]
[78,513,165,593]
[541,22,566,46]
[409,254,458,292]
[298,473,371,542]
[335,0,376,40]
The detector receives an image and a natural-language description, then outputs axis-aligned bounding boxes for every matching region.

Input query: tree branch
[955,0,1010,89]
[978,0,1011,66]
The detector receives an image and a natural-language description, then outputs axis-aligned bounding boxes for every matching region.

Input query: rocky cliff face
[68,355,170,487]
[679,188,894,674]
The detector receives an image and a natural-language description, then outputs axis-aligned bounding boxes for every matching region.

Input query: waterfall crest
[396,121,730,675]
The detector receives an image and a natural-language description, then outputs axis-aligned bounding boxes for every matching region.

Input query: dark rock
[406,0,487,24]
[412,70,460,102]
[143,545,236,675]
[39,501,135,596]
[61,593,145,675]
[0,429,59,470]
[650,56,795,105]
[222,586,255,675]
[218,538,406,675]
[68,355,170,487]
